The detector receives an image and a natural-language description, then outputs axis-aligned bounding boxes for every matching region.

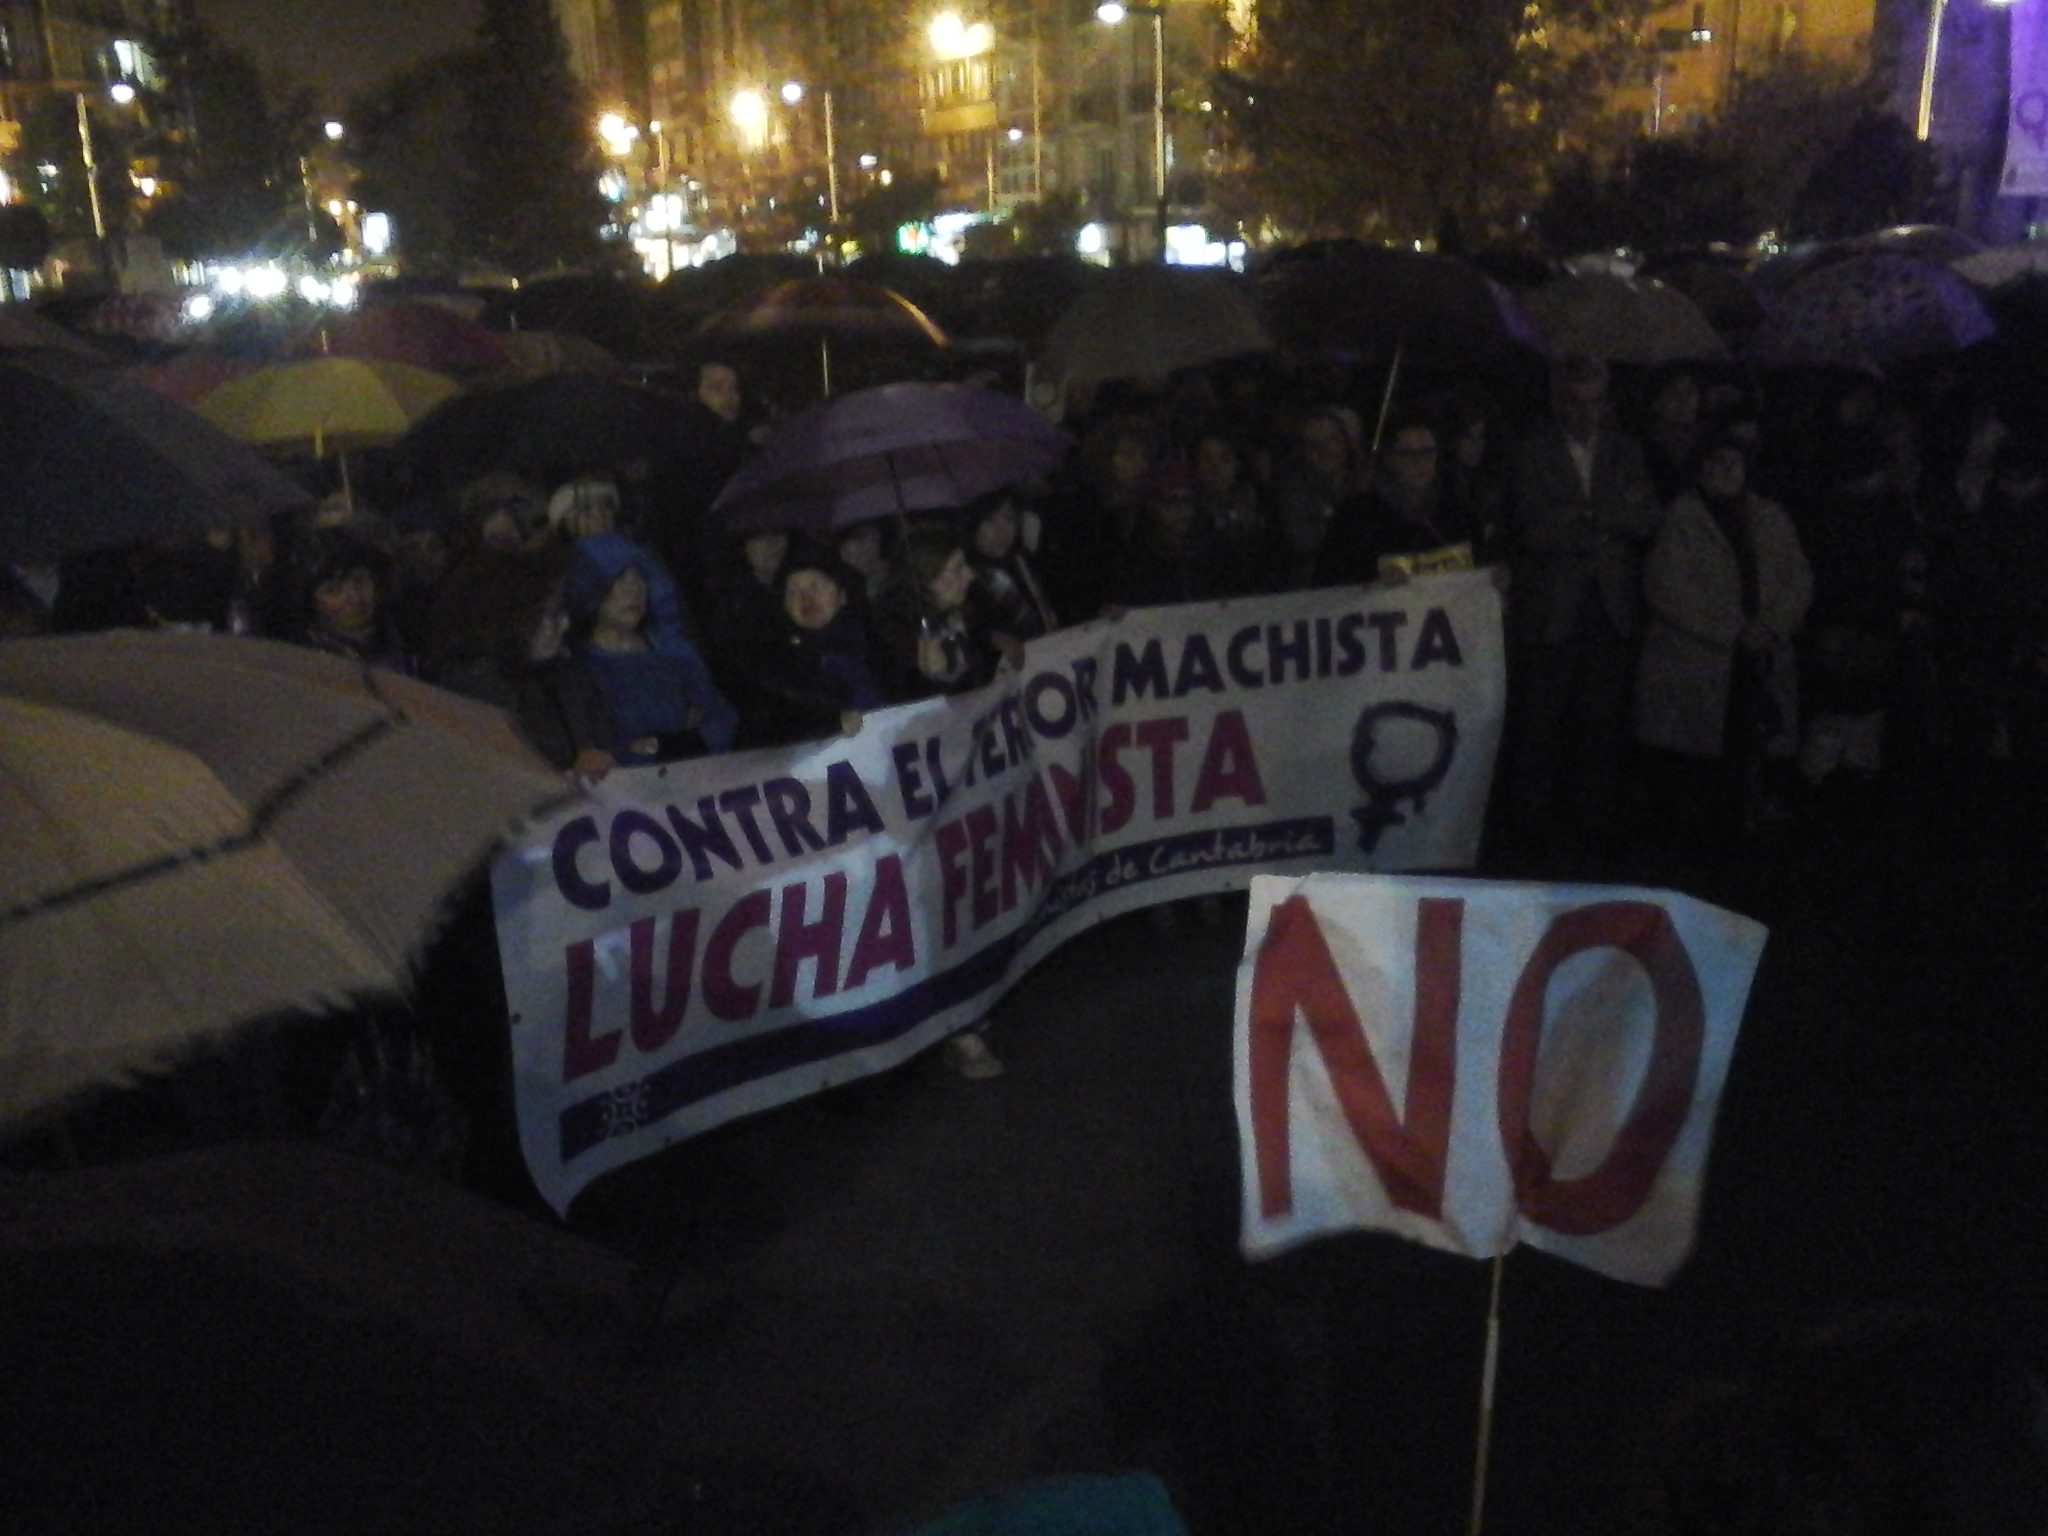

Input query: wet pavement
[7,761,2048,1534]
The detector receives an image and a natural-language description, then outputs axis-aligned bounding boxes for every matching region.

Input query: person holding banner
[424,547,616,783]
[1312,416,1488,589]
[873,520,1004,704]
[563,532,737,765]
[728,543,886,750]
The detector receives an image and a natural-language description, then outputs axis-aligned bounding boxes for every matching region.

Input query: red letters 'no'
[1247,894,1705,1239]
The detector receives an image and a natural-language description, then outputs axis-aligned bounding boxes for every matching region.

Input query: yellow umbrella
[198,355,460,458]
[197,355,460,508]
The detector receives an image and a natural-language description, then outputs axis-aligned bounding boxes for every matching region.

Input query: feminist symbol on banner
[1348,701,1458,852]
[2016,91,2048,153]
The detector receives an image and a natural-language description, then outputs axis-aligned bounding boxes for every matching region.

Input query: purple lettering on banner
[558,925,1029,1160]
[555,814,1339,1161]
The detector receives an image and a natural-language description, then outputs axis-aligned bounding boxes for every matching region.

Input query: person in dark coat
[278,527,415,673]
[1501,354,1660,853]
[964,491,1058,647]
[424,546,614,782]
[727,541,886,749]
[872,518,1002,703]
[1103,463,1229,611]
[1314,416,1482,587]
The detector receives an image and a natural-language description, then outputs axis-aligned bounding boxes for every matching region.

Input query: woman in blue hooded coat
[564,532,737,765]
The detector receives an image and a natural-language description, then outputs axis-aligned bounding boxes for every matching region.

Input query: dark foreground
[5,761,2048,1534]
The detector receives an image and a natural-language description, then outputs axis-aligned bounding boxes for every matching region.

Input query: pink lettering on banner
[703,889,772,1021]
[561,937,612,1082]
[630,911,700,1053]
[1248,894,1463,1220]
[1497,901,1704,1236]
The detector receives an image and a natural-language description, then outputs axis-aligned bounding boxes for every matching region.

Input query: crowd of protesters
[10,340,2048,886]
[12,320,2048,1536]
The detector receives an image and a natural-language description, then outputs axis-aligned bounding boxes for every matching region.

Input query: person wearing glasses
[1313,416,1480,588]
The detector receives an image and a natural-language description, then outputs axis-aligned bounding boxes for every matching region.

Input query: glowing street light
[324,120,345,141]
[730,89,769,150]
[780,80,805,107]
[597,112,640,155]
[929,11,994,58]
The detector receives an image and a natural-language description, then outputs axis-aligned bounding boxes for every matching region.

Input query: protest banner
[2003,0,2048,198]
[494,572,1504,1214]
[1234,871,1765,1287]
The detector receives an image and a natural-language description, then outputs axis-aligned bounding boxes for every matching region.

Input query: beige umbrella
[491,328,622,380]
[1519,273,1729,365]
[0,631,568,1127]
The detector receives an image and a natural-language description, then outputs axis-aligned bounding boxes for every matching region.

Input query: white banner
[494,573,1504,1214]
[1234,872,1765,1286]
[2003,0,2048,198]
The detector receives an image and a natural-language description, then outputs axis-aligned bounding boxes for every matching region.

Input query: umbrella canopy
[1519,272,1729,365]
[1953,241,2048,289]
[713,380,1070,533]
[1745,253,1996,374]
[658,252,820,322]
[307,300,513,373]
[1853,224,1982,263]
[1636,253,1767,338]
[1254,242,1545,377]
[127,346,261,407]
[491,329,621,379]
[695,276,951,406]
[1,352,315,565]
[1036,264,1269,388]
[0,305,110,361]
[383,372,702,495]
[698,276,950,349]
[953,255,1101,352]
[197,355,461,457]
[0,631,567,1127]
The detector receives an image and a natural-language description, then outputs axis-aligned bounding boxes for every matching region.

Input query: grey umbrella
[1036,265,1270,389]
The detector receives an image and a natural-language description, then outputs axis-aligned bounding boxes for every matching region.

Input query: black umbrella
[1,352,314,565]
[1255,240,1550,377]
[381,373,705,498]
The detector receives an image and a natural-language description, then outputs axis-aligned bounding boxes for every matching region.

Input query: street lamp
[777,82,839,227]
[1097,0,1166,257]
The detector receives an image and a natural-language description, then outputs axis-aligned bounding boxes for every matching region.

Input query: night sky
[200,0,482,111]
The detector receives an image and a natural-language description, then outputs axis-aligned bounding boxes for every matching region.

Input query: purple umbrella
[713,381,1070,532]
[1745,253,1996,374]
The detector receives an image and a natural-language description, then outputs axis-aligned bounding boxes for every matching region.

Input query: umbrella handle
[1371,343,1404,455]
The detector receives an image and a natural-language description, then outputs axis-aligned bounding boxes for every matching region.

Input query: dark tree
[143,26,306,262]
[845,168,945,257]
[1532,46,1912,255]
[1792,112,1932,239]
[349,55,480,275]
[1536,139,1750,255]
[458,0,606,276]
[1219,0,1655,243]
